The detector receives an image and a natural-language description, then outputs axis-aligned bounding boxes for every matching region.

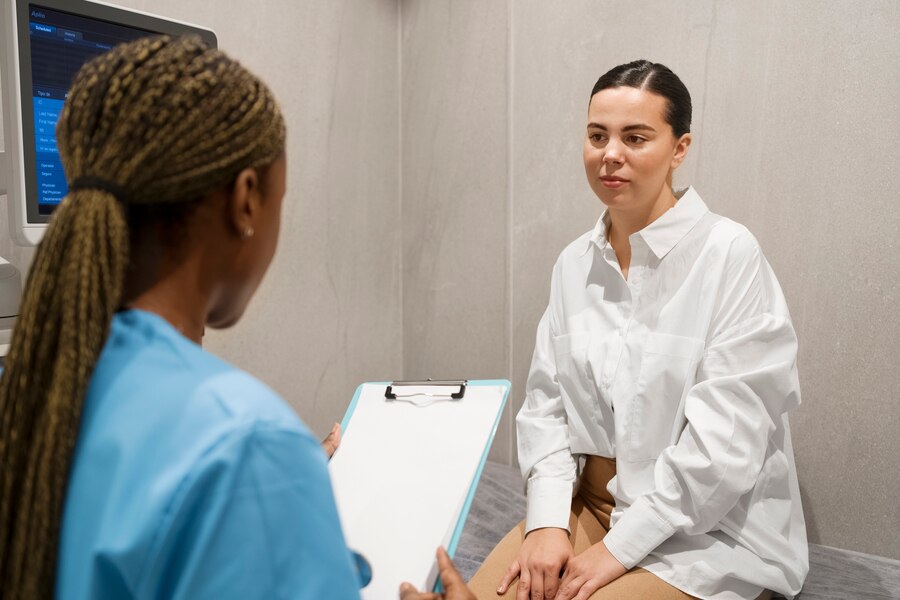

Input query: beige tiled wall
[400,0,512,460]
[107,0,405,438]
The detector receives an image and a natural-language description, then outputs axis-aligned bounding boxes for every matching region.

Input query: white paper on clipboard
[328,381,509,599]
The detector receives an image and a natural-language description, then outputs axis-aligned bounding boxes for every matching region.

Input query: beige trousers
[468,456,772,600]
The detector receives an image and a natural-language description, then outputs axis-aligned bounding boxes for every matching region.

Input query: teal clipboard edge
[337,380,512,594]
[434,379,510,593]
[443,379,510,557]
[339,382,390,438]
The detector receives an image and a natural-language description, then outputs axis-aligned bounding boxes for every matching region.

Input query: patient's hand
[555,541,626,600]
[399,547,475,600]
[321,422,341,459]
[497,527,573,599]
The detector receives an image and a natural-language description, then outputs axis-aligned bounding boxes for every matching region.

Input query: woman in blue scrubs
[0,35,469,600]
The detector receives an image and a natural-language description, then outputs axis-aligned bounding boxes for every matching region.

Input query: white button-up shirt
[517,187,808,600]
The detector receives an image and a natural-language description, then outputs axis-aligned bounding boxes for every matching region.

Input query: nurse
[0,35,469,600]
[468,60,809,600]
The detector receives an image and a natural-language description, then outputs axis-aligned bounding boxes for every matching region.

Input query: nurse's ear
[670,133,692,170]
[226,167,264,240]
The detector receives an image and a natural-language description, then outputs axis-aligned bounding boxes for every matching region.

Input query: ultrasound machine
[0,0,215,353]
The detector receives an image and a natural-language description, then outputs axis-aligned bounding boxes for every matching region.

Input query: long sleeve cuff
[525,477,574,533]
[601,496,675,569]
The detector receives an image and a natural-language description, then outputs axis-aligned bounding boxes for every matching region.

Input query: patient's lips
[600,175,629,189]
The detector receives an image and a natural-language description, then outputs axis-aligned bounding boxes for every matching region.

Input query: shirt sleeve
[517,262,578,534]
[138,422,362,600]
[603,231,802,568]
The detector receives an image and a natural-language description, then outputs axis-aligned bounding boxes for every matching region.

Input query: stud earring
[241,227,254,240]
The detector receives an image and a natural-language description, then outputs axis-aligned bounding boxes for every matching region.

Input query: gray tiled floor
[455,462,900,600]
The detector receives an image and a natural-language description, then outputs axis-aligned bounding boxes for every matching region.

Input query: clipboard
[328,379,510,598]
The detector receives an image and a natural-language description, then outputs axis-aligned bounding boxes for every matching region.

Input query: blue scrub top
[56,309,362,599]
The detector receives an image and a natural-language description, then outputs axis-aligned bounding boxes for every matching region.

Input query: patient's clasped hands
[497,528,626,600]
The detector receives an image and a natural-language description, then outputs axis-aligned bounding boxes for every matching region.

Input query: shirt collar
[580,211,611,256]
[582,186,709,259]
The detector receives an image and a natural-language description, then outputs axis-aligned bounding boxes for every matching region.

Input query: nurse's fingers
[435,547,472,597]
[321,422,341,459]
[399,582,439,600]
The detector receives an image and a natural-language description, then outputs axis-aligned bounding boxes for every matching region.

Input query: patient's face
[583,86,689,214]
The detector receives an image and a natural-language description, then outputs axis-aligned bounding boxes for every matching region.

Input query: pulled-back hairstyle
[0,35,286,598]
[591,59,692,137]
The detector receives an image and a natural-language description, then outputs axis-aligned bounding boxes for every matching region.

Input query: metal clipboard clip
[385,379,467,407]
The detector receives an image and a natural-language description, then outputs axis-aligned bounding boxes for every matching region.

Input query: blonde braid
[0,35,285,598]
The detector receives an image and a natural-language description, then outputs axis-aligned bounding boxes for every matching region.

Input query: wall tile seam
[397,0,404,381]
[505,0,515,466]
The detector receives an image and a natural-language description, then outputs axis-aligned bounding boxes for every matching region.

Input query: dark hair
[0,35,285,599]
[590,60,692,137]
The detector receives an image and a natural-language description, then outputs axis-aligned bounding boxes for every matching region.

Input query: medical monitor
[0,0,216,245]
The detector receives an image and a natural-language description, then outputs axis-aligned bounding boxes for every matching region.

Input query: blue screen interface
[28,5,152,214]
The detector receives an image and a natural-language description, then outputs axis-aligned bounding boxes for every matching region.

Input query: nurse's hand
[554,541,626,600]
[497,527,572,600]
[399,547,475,600]
[321,422,341,459]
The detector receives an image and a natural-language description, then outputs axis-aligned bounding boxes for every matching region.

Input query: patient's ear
[671,133,692,170]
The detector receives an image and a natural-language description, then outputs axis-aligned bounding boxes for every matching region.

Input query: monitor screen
[1,0,216,245]
[28,5,152,214]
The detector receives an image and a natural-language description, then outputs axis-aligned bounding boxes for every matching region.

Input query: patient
[0,35,468,600]
[469,60,807,600]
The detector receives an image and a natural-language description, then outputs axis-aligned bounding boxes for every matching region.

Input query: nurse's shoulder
[191,355,309,435]
[88,308,321,471]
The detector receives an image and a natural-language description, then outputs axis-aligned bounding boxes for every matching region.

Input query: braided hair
[0,35,285,598]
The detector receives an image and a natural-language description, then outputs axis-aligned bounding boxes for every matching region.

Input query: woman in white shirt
[468,60,808,600]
